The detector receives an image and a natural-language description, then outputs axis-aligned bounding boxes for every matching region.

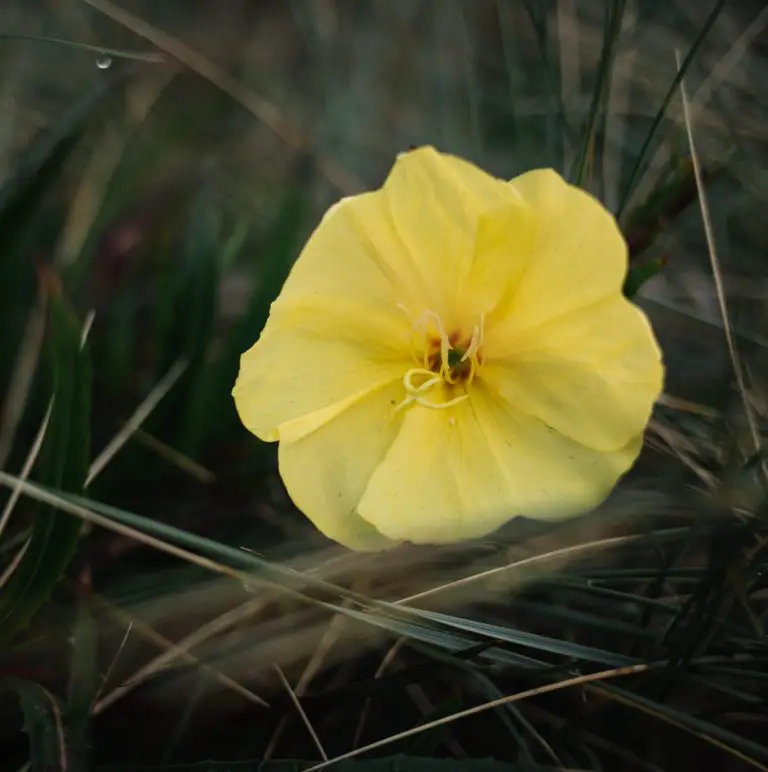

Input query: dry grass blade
[304,664,655,771]
[393,532,666,607]
[0,470,251,592]
[589,684,768,772]
[0,539,29,591]
[131,428,215,483]
[352,638,408,749]
[691,5,768,120]
[93,599,268,713]
[86,359,188,486]
[274,664,328,760]
[0,304,46,468]
[92,620,133,707]
[0,400,54,544]
[264,598,353,760]
[676,49,762,467]
[95,596,270,712]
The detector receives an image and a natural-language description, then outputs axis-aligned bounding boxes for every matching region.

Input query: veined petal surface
[357,384,643,545]
[483,294,663,452]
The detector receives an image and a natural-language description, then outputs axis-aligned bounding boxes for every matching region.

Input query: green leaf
[0,275,91,643]
[166,179,222,457]
[623,255,667,298]
[66,595,99,772]
[408,609,638,668]
[570,0,626,187]
[2,677,65,772]
[0,34,165,63]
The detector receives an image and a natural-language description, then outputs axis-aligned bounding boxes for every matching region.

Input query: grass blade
[616,0,727,218]
[0,273,91,642]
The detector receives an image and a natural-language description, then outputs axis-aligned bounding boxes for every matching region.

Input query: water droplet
[96,55,113,70]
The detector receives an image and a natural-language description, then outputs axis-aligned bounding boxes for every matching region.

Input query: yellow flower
[233,146,664,551]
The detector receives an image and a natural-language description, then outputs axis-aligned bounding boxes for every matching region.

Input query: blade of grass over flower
[79,0,361,193]
[303,665,656,772]
[0,34,166,62]
[0,277,91,643]
[677,48,763,467]
[570,0,626,187]
[616,0,726,218]
[86,359,188,485]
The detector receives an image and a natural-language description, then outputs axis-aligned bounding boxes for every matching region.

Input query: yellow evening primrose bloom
[232,146,664,551]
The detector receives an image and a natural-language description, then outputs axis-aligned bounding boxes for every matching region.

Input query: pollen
[395,307,486,414]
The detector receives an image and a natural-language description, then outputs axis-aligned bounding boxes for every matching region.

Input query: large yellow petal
[383,146,533,323]
[233,295,411,443]
[278,381,403,551]
[483,293,663,452]
[502,169,628,331]
[357,384,642,545]
[272,189,438,317]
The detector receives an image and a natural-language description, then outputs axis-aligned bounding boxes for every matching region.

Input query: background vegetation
[1,1,768,770]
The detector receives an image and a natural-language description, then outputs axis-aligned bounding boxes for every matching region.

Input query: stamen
[395,366,468,414]
[412,310,451,379]
[413,392,468,410]
[394,306,485,415]
[461,312,485,362]
[403,368,442,394]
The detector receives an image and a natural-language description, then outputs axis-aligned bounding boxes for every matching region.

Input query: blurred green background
[1,1,768,770]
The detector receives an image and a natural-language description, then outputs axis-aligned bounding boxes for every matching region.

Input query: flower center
[395,306,485,413]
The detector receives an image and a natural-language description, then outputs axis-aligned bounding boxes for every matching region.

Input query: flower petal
[503,169,628,331]
[358,385,641,545]
[278,381,403,551]
[483,294,663,451]
[383,146,531,322]
[233,296,411,443]
[271,189,429,315]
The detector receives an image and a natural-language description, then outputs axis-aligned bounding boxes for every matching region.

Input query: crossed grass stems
[1,0,768,770]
